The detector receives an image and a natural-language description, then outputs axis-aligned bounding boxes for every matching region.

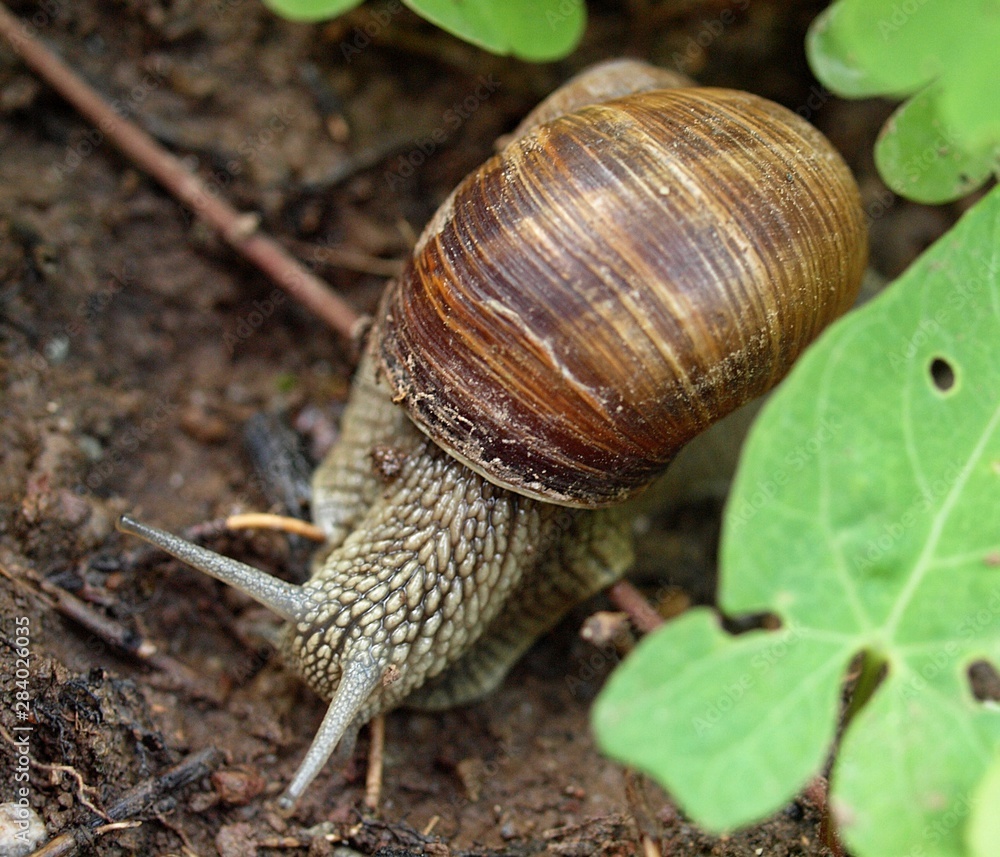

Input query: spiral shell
[508,58,692,140]
[378,86,867,507]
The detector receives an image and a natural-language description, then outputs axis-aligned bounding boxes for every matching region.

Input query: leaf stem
[843,649,884,725]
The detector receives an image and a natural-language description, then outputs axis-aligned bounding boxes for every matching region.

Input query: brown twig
[285,238,406,279]
[26,821,144,857]
[27,747,224,857]
[39,579,224,704]
[0,2,362,343]
[105,747,224,819]
[225,512,326,542]
[0,555,222,702]
[608,581,665,635]
[0,725,107,820]
[364,714,386,811]
[623,768,664,854]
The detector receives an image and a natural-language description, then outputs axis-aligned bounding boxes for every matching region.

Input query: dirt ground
[0,1,961,854]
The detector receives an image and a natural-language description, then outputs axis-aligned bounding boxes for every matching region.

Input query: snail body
[119,63,867,807]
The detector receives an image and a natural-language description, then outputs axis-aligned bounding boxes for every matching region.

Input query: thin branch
[608,581,664,635]
[225,512,325,542]
[26,747,224,857]
[0,2,362,343]
[364,714,386,811]
[0,725,107,820]
[40,579,224,704]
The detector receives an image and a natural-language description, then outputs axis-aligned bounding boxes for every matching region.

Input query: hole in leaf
[929,357,955,392]
[968,660,1000,702]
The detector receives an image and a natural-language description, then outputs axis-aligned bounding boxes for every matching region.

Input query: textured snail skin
[289,339,631,801]
[119,349,631,806]
[306,339,631,708]
[116,72,867,807]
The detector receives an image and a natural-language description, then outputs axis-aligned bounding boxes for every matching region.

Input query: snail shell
[507,57,692,140]
[378,87,868,507]
[115,68,869,809]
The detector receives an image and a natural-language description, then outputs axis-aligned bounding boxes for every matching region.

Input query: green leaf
[967,753,1000,857]
[594,609,854,829]
[262,0,363,23]
[594,185,1000,857]
[874,83,995,204]
[261,0,585,59]
[404,0,585,60]
[806,0,1000,202]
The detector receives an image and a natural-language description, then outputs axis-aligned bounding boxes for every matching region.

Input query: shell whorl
[378,87,868,507]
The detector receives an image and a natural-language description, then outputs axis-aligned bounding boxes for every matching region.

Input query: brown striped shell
[508,58,692,140]
[377,87,867,507]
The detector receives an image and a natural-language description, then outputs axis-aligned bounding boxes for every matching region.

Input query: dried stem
[226,512,326,542]
[40,579,224,704]
[0,725,107,820]
[26,747,224,857]
[609,581,665,635]
[364,714,386,810]
[0,2,362,343]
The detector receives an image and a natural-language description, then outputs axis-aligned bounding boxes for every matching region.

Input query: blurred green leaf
[873,82,995,203]
[405,0,584,60]
[594,186,1000,856]
[967,754,1000,857]
[807,0,1000,202]
[262,0,362,23]
[262,0,585,60]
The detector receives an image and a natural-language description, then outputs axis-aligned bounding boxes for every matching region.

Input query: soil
[0,1,962,855]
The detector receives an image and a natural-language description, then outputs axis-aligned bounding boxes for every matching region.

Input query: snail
[117,61,868,808]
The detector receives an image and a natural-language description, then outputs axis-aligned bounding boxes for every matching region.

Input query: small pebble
[180,404,230,444]
[215,821,257,857]
[211,766,266,805]
[0,802,46,857]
